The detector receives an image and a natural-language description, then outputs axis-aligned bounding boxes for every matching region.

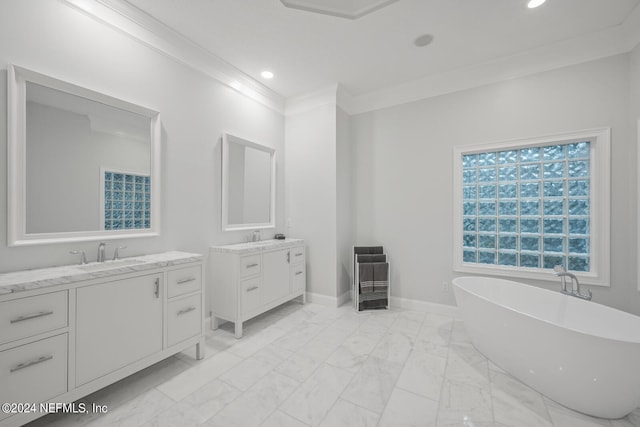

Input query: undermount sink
[245,240,276,246]
[77,259,143,272]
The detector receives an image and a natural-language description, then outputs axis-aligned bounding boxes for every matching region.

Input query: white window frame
[453,128,610,286]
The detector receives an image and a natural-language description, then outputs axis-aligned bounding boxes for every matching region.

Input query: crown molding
[61,0,285,113]
[623,2,640,51]
[280,0,399,20]
[283,83,357,117]
[349,23,633,115]
[60,0,640,117]
[284,84,339,116]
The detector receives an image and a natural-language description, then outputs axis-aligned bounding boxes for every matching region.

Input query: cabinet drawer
[241,277,261,315]
[0,334,67,421]
[168,266,202,298]
[291,246,305,263]
[0,291,68,345]
[240,255,261,278]
[291,264,306,293]
[167,294,202,347]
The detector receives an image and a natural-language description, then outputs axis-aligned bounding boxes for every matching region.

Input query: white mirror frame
[7,65,162,246]
[221,133,276,231]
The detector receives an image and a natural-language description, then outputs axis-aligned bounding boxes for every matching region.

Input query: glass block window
[461,141,590,272]
[103,171,151,230]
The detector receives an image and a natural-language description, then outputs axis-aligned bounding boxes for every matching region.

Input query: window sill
[453,262,609,287]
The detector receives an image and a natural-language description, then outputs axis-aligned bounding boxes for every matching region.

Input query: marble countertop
[209,238,304,254]
[0,251,203,296]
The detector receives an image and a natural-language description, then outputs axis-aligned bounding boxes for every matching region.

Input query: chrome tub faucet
[553,265,592,300]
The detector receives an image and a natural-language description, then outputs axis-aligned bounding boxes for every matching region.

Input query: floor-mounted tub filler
[453,276,640,419]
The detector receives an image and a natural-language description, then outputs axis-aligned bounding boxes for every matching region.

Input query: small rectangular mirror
[222,133,276,231]
[7,65,161,246]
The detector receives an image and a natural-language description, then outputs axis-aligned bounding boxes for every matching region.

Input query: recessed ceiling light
[261,70,274,79]
[414,34,434,47]
[527,0,546,8]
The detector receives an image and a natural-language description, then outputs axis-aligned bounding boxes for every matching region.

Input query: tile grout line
[433,314,455,427]
[368,312,422,426]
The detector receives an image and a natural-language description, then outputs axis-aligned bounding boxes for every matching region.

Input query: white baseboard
[337,290,351,307]
[208,294,459,319]
[305,291,349,308]
[349,288,459,317]
[390,296,460,318]
[204,315,214,331]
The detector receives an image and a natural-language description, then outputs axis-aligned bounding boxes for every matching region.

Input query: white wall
[336,107,353,300]
[632,43,640,292]
[0,1,285,316]
[285,102,338,301]
[352,53,640,314]
[285,96,354,305]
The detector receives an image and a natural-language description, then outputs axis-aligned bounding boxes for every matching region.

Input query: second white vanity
[209,239,306,338]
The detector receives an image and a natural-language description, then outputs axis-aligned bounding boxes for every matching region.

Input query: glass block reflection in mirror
[104,171,151,230]
[461,141,590,272]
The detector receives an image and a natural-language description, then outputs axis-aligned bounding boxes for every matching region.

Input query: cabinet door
[262,249,290,304]
[76,274,163,386]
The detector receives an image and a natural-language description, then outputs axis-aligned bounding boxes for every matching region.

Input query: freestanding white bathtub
[453,276,640,419]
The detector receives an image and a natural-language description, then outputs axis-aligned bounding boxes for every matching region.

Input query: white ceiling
[122,0,640,101]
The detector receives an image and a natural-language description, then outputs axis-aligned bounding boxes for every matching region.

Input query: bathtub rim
[452,275,640,345]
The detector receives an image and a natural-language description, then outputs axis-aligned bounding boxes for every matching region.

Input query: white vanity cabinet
[0,252,204,427]
[209,239,306,338]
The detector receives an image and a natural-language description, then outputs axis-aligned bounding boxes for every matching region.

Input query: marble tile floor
[26,301,640,427]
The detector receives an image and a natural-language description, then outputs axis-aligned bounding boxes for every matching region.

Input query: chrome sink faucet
[552,265,592,300]
[97,242,107,263]
[69,250,87,265]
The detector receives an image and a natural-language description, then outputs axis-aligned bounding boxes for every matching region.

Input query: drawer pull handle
[295,253,303,257]
[177,306,197,316]
[246,263,259,269]
[177,277,196,284]
[154,278,160,299]
[246,286,259,292]
[10,311,54,324]
[295,271,304,276]
[10,354,53,373]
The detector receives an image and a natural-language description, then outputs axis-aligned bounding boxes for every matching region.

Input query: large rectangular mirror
[222,133,275,231]
[7,65,161,246]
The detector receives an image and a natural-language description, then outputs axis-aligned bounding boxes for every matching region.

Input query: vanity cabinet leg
[302,292,306,304]
[211,316,220,330]
[196,338,205,360]
[234,321,243,339]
